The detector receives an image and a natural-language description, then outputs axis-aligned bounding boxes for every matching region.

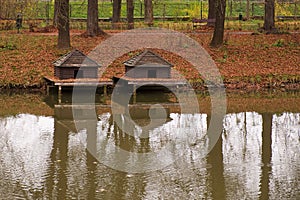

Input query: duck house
[123,50,173,79]
[53,49,100,80]
[44,49,112,99]
[117,50,187,93]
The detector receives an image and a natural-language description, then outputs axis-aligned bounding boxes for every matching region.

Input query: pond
[0,90,299,199]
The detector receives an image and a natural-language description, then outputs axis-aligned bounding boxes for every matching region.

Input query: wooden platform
[44,76,113,87]
[44,76,113,103]
[121,77,187,86]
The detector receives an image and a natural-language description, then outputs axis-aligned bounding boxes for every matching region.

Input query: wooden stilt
[46,85,50,95]
[103,85,107,96]
[58,86,62,104]
[102,85,108,103]
[133,85,137,104]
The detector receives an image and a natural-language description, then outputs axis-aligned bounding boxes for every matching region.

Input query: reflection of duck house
[129,105,172,128]
[54,104,98,133]
[113,104,174,134]
[119,50,186,88]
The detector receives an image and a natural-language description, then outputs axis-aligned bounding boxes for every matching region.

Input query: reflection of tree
[101,114,147,199]
[113,114,137,152]
[207,114,226,199]
[111,111,153,153]
[222,112,263,199]
[46,119,69,199]
[270,113,300,199]
[46,105,99,199]
[259,113,272,200]
[86,151,97,199]
[86,120,98,199]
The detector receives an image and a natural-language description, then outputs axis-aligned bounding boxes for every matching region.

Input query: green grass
[2,1,299,31]
[35,1,299,19]
[67,19,300,32]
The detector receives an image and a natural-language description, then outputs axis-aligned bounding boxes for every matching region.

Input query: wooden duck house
[44,49,112,99]
[53,49,100,80]
[123,50,173,79]
[117,50,187,93]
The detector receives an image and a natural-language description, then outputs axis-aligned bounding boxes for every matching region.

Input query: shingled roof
[53,49,100,67]
[123,50,173,67]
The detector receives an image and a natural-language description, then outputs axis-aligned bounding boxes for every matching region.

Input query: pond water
[0,91,299,199]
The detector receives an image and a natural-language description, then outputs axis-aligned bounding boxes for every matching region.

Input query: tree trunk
[210,0,226,48]
[87,0,105,36]
[207,0,216,26]
[112,0,121,28]
[294,1,298,20]
[127,0,134,29]
[246,0,250,20]
[264,0,275,32]
[57,0,71,49]
[144,0,153,25]
[54,0,59,27]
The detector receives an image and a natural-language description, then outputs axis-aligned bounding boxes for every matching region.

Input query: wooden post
[176,84,179,95]
[103,85,107,96]
[58,86,62,104]
[133,85,137,104]
[47,85,50,95]
[103,85,108,103]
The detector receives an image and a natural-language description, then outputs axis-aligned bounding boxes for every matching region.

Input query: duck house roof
[123,50,173,67]
[53,49,100,68]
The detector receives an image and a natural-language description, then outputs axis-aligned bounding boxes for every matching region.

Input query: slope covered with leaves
[0,30,299,90]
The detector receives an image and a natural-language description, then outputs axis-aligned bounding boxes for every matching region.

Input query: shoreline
[1,87,300,118]
[0,80,299,94]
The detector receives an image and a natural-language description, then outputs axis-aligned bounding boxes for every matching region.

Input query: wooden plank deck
[120,77,187,86]
[44,76,113,87]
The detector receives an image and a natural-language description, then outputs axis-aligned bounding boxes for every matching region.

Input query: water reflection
[0,92,299,199]
[0,114,54,199]
[270,113,300,200]
[223,112,262,199]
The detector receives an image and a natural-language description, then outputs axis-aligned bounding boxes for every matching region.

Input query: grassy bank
[0,30,299,91]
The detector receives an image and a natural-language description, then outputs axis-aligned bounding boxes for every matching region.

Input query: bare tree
[127,0,134,29]
[112,0,121,28]
[210,0,226,47]
[207,0,216,26]
[57,0,71,49]
[87,0,105,36]
[264,0,275,32]
[54,0,59,27]
[144,0,153,25]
